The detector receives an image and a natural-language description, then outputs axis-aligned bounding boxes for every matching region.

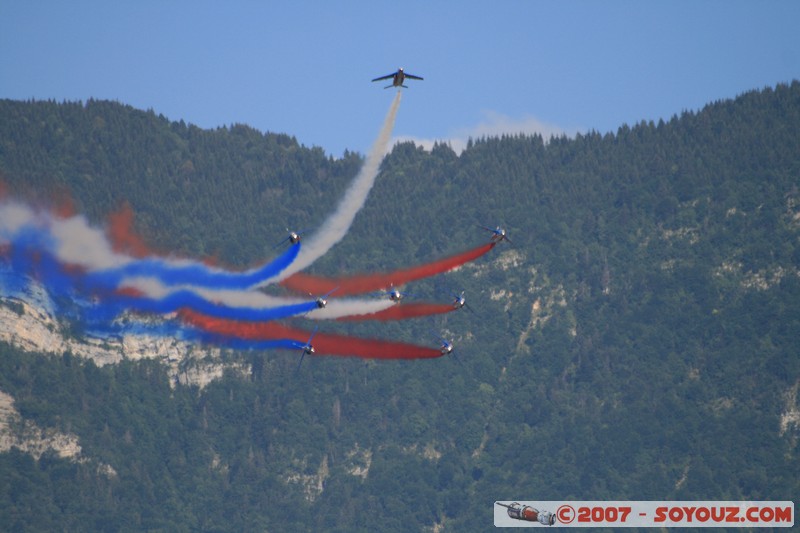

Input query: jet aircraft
[439,339,454,356]
[274,229,304,248]
[373,285,412,303]
[452,291,466,309]
[388,288,404,302]
[294,327,318,372]
[287,230,302,245]
[313,287,338,309]
[372,68,423,89]
[451,290,476,314]
[479,224,512,244]
[433,332,456,358]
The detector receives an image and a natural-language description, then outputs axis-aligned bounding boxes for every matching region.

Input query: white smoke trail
[0,200,138,270]
[118,278,292,307]
[260,90,403,285]
[118,277,395,318]
[0,201,39,239]
[51,214,127,270]
[1,199,274,276]
[304,298,395,320]
[0,200,155,270]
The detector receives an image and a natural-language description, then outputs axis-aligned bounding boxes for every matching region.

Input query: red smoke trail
[281,242,496,296]
[336,303,456,321]
[0,181,75,218]
[179,310,443,360]
[49,188,77,219]
[103,203,251,269]
[107,203,156,258]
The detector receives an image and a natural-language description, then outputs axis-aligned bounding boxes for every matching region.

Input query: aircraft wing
[404,73,424,80]
[372,73,395,82]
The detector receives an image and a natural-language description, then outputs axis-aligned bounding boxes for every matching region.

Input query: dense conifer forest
[1,82,798,531]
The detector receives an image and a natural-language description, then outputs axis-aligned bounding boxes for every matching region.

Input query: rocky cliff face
[0,294,244,389]
[0,389,82,461]
[0,283,250,466]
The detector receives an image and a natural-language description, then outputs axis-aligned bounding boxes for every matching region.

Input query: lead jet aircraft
[372,68,423,89]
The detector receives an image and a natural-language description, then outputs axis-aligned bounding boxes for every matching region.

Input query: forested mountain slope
[1,82,798,531]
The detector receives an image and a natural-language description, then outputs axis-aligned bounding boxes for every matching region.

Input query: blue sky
[2,1,798,156]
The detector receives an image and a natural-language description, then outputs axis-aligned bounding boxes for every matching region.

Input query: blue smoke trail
[83,242,301,290]
[4,227,316,326]
[83,289,318,323]
[2,213,316,352]
[201,335,303,352]
[8,227,83,311]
